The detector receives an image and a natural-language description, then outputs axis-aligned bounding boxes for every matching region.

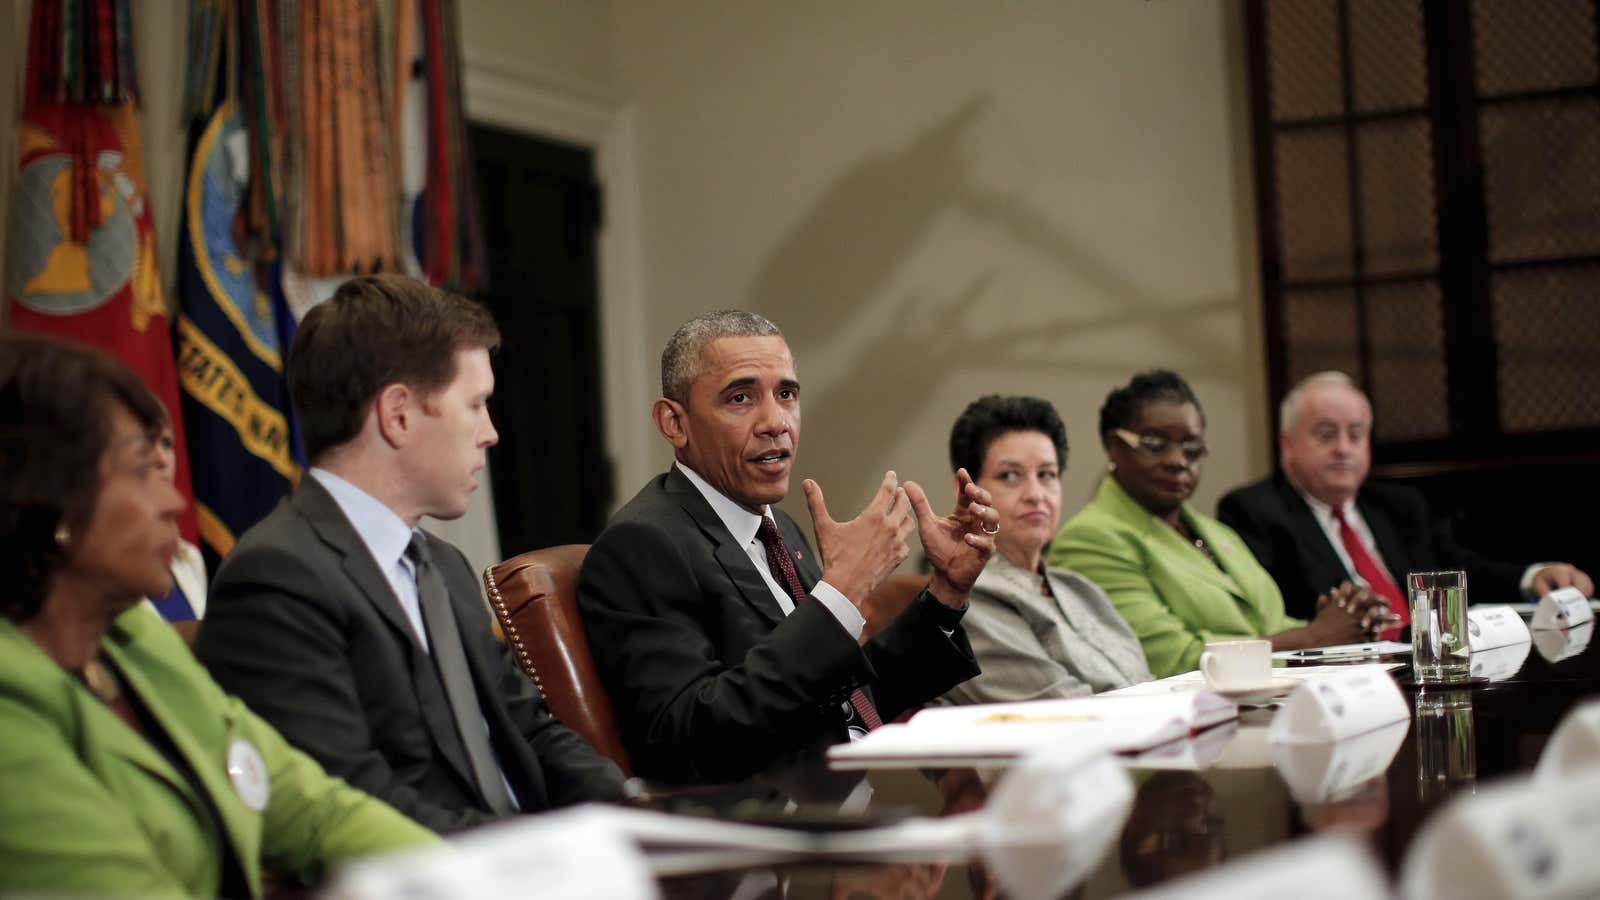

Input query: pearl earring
[54,524,71,549]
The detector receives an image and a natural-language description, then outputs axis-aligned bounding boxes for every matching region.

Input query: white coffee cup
[1199,639,1273,691]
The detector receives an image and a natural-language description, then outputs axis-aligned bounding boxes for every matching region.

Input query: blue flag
[176,101,304,567]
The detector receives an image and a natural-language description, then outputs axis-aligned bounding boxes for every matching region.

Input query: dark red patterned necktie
[756,516,883,730]
[1331,506,1409,640]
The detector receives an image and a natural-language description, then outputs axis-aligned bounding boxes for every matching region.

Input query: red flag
[6,100,200,544]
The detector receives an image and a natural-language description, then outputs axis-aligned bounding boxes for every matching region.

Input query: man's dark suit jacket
[195,477,626,834]
[1216,472,1525,621]
[577,467,981,784]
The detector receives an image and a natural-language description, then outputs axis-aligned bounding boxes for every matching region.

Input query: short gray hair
[1279,370,1361,432]
[660,309,784,403]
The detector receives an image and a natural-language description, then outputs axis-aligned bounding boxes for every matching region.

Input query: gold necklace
[79,656,121,704]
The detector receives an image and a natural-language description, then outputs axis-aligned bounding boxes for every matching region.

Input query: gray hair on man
[1279,371,1362,432]
[660,309,784,403]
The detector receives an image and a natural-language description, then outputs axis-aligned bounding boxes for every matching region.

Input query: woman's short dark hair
[1099,370,1205,438]
[948,395,1068,478]
[288,274,501,462]
[0,335,166,622]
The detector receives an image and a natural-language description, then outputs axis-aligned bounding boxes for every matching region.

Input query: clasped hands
[804,468,999,610]
[1312,581,1398,643]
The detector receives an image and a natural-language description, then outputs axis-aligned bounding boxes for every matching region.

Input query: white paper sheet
[828,692,1237,768]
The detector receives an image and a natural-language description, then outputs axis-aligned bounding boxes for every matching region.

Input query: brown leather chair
[860,573,930,642]
[482,544,633,776]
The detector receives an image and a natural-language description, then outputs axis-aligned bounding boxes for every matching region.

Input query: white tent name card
[1401,769,1600,900]
[1270,718,1409,803]
[1537,698,1600,780]
[1466,605,1532,651]
[1470,641,1531,682]
[1267,664,1408,744]
[1534,620,1594,663]
[1531,586,1593,631]
[978,743,1133,900]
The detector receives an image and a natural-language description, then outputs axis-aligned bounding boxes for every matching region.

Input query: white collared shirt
[1290,480,1399,593]
[1291,477,1543,598]
[311,468,431,651]
[676,462,865,639]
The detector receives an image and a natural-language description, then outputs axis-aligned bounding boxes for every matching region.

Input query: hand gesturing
[904,468,999,608]
[803,471,916,606]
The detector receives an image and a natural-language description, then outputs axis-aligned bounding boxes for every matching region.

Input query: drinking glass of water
[1408,570,1472,683]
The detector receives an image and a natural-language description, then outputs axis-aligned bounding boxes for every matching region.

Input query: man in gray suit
[197,275,626,833]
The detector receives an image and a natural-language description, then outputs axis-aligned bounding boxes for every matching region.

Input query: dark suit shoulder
[1217,474,1290,519]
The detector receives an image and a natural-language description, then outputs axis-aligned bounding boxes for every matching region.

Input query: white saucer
[1208,677,1297,706]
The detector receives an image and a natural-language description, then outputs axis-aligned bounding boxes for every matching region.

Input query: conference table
[646,617,1600,899]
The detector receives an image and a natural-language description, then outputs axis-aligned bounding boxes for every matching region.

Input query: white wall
[3,1,1271,568]
[607,1,1268,535]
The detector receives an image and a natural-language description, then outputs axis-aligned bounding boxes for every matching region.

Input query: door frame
[463,50,655,519]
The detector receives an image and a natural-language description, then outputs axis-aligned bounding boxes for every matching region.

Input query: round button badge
[226,738,271,812]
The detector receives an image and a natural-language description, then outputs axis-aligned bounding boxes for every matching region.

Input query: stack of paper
[827,692,1237,768]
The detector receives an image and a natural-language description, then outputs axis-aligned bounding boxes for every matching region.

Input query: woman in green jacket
[0,336,437,897]
[1049,370,1387,678]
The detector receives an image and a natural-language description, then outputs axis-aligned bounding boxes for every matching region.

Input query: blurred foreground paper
[326,806,658,900]
[1402,769,1600,900]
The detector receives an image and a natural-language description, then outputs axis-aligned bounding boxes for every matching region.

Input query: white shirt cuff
[811,579,865,640]
[1520,562,1558,599]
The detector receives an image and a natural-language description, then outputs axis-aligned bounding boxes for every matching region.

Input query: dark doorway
[471,124,610,555]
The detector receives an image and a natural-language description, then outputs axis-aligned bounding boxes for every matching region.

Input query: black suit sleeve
[578,518,877,783]
[197,543,494,834]
[1216,490,1282,583]
[859,591,977,719]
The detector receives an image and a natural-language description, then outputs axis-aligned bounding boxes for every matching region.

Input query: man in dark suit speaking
[1218,371,1592,627]
[578,310,995,784]
[197,275,626,833]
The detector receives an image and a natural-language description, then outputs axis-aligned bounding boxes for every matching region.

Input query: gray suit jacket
[940,553,1152,705]
[196,477,625,833]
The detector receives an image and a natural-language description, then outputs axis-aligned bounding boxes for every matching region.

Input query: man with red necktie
[1219,371,1593,630]
[578,310,995,784]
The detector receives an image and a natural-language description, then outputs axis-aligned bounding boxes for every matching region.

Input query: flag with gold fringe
[175,0,304,565]
[5,0,200,545]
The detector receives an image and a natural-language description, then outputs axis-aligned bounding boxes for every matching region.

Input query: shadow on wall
[745,96,1243,515]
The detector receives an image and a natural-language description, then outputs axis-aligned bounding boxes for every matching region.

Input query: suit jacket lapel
[295,478,423,651]
[665,467,786,627]
[102,622,262,892]
[1357,491,1410,584]
[294,479,477,794]
[1275,474,1354,593]
[1172,512,1252,602]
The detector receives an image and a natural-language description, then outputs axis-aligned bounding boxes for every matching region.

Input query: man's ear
[653,398,690,450]
[1277,428,1291,461]
[374,382,414,449]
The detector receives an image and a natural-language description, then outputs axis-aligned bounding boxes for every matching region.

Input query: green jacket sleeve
[1051,518,1231,678]
[0,694,200,898]
[245,692,440,883]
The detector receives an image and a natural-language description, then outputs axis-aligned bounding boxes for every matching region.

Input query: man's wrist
[820,568,869,608]
[927,572,969,609]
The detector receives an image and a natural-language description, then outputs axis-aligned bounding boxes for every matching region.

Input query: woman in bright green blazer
[0,337,437,898]
[1049,371,1383,678]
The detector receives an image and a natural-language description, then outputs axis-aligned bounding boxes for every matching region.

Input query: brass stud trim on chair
[482,564,547,699]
